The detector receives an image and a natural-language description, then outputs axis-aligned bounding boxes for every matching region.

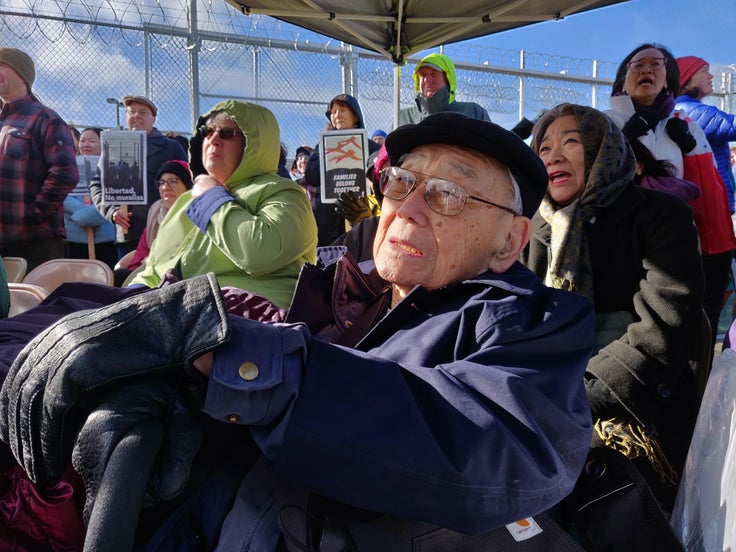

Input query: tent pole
[393,64,401,129]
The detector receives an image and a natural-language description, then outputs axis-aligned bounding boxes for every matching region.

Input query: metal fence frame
[1,0,734,159]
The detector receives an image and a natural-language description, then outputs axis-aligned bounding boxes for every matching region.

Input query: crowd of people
[0,41,734,551]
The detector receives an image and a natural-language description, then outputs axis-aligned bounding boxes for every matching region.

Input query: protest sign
[318,129,369,204]
[99,130,147,205]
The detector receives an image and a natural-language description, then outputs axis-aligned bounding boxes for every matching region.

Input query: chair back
[114,250,136,271]
[2,256,28,283]
[8,283,49,317]
[22,258,114,293]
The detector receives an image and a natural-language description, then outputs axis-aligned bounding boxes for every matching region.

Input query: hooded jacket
[128,100,317,309]
[304,94,380,246]
[675,94,736,212]
[398,53,491,126]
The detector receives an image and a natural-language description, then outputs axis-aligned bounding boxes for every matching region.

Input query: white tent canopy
[222,0,629,123]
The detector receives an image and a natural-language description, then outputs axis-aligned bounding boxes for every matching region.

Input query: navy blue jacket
[203,257,594,545]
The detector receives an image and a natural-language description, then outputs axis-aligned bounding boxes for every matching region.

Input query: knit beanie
[677,56,708,87]
[155,160,193,189]
[0,48,35,89]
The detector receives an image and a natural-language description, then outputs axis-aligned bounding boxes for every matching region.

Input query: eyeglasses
[627,57,667,73]
[158,178,181,189]
[198,125,244,140]
[379,166,519,217]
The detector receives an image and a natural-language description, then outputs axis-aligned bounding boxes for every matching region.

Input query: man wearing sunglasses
[2,113,594,550]
[89,95,187,257]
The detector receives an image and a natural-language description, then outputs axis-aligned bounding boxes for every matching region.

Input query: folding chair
[22,258,114,294]
[2,256,28,283]
[8,282,50,317]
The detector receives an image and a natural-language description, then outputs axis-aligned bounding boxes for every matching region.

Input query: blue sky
[468,0,736,67]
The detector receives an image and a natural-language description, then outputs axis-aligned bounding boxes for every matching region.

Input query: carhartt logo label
[505,517,543,541]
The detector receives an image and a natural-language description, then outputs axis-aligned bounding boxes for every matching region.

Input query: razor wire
[1,0,734,159]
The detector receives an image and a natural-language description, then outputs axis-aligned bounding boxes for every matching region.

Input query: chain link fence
[2,0,735,161]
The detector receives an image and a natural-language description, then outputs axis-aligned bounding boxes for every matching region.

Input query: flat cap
[385,112,548,218]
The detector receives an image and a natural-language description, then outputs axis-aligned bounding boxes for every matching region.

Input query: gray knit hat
[0,48,35,89]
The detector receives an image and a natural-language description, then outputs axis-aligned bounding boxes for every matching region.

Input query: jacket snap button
[656,383,672,398]
[239,362,259,381]
[226,413,239,423]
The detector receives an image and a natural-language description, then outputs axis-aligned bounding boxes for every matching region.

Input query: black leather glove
[72,376,204,523]
[665,117,697,154]
[0,273,229,486]
[622,110,660,137]
[336,191,374,225]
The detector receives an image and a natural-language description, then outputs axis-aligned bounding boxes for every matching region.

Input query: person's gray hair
[506,169,523,216]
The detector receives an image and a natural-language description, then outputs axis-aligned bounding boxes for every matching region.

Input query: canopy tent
[222,0,629,123]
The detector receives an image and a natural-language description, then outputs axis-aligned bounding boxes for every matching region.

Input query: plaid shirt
[0,95,78,245]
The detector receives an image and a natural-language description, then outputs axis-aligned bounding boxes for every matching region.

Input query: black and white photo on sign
[318,129,369,204]
[99,130,148,205]
[71,155,101,197]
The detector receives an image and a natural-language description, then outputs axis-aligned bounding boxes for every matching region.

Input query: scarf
[538,106,637,301]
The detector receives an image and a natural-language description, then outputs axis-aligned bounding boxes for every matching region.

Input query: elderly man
[89,95,187,257]
[398,53,491,126]
[0,48,78,270]
[0,113,594,550]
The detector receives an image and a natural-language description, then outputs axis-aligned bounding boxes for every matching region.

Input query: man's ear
[488,216,532,273]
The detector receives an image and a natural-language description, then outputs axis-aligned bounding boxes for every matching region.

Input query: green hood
[412,53,457,104]
[196,100,281,186]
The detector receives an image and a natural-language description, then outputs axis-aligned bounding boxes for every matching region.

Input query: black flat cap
[385,112,548,218]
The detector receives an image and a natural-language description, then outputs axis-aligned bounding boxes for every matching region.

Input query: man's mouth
[391,239,422,256]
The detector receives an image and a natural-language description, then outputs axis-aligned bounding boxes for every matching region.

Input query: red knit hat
[677,56,708,87]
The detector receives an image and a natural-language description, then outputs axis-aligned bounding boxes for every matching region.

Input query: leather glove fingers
[72,377,203,523]
[0,273,228,485]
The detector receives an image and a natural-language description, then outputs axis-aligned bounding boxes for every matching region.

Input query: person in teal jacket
[128,100,317,309]
[397,52,491,126]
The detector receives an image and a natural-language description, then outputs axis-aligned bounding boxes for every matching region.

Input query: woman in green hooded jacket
[128,100,317,309]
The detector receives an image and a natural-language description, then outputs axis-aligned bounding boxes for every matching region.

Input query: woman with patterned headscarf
[522,103,704,511]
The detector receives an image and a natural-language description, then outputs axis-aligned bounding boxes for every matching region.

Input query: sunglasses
[198,125,244,140]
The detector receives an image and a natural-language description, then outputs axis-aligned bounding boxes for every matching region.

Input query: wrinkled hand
[665,117,697,154]
[622,110,660,137]
[336,191,373,224]
[191,174,225,199]
[72,377,204,522]
[0,273,229,486]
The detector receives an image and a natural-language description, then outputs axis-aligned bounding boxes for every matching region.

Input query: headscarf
[531,104,637,300]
